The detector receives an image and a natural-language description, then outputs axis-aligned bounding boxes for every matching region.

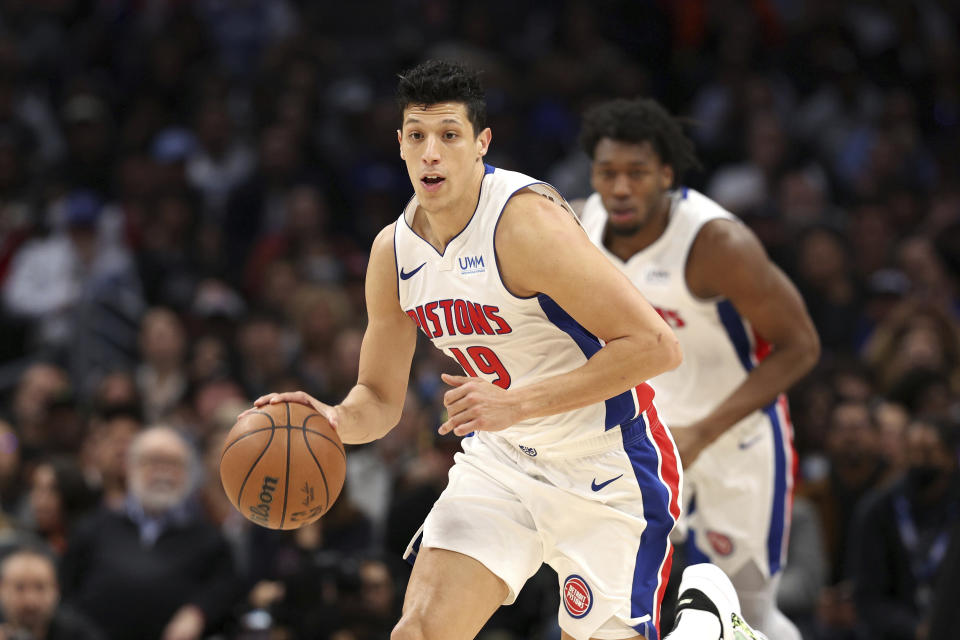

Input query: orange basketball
[220,401,345,530]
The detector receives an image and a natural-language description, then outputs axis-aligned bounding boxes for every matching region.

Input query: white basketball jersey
[580,188,769,427]
[394,165,654,454]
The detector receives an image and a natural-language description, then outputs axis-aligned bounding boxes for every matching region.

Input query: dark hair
[396,59,486,136]
[580,98,702,185]
[35,456,97,523]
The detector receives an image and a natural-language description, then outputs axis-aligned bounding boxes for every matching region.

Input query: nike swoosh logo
[739,434,763,450]
[399,263,426,280]
[591,474,623,491]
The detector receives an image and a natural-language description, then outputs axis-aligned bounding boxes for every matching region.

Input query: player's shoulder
[677,187,737,221]
[694,214,763,259]
[500,188,579,239]
[679,189,768,281]
[367,222,400,277]
[371,221,399,255]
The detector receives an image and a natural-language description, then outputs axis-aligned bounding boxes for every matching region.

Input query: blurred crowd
[0,1,956,639]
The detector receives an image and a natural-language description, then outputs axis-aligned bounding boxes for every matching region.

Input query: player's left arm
[676,219,820,465]
[440,191,682,436]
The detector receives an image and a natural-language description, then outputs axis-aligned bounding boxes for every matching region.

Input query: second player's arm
[441,191,681,435]
[250,224,418,445]
[679,219,820,458]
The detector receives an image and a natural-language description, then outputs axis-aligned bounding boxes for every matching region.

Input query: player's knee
[391,613,427,640]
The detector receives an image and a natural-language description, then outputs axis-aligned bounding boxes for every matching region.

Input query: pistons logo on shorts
[562,574,593,618]
[706,530,734,556]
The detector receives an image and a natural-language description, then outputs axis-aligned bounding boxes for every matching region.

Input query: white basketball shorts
[679,395,796,580]
[403,406,682,640]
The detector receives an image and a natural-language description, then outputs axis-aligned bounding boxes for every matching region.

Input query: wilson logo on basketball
[706,530,734,556]
[248,476,279,524]
[562,575,593,618]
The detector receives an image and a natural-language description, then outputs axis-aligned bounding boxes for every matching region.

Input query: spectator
[136,192,204,311]
[0,547,104,640]
[873,399,912,482]
[82,405,142,511]
[54,93,115,194]
[795,225,866,354]
[224,124,312,272]
[20,457,95,556]
[235,313,293,400]
[798,399,888,639]
[865,300,960,395]
[851,419,960,640]
[61,426,239,640]
[186,96,255,221]
[8,365,70,457]
[2,192,144,397]
[802,399,888,584]
[136,308,189,424]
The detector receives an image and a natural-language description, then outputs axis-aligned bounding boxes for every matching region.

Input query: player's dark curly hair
[580,98,702,185]
[396,59,486,136]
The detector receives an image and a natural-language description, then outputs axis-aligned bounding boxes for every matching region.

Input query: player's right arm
[246,223,418,444]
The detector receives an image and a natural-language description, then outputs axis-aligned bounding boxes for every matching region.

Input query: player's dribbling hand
[239,391,340,431]
[438,373,521,436]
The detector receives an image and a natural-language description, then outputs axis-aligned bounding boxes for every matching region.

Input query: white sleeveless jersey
[394,165,654,453]
[580,188,770,427]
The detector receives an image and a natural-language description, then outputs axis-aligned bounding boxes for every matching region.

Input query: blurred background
[0,0,956,639]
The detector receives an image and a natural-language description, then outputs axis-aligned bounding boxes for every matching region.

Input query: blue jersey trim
[717,300,754,371]
[536,293,601,356]
[404,531,424,567]
[392,223,402,303]
[536,294,636,428]
[623,416,670,640]
[765,400,788,575]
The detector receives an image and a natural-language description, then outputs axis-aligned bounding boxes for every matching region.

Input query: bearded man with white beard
[60,427,239,640]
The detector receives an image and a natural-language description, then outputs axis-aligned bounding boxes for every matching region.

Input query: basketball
[220,401,346,530]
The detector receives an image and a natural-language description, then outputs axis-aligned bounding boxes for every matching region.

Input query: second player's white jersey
[394,165,654,455]
[580,188,767,427]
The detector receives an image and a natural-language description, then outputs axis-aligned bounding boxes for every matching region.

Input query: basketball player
[247,59,692,640]
[575,98,820,640]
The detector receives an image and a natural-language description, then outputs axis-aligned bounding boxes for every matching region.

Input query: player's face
[591,139,674,236]
[398,102,491,212]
